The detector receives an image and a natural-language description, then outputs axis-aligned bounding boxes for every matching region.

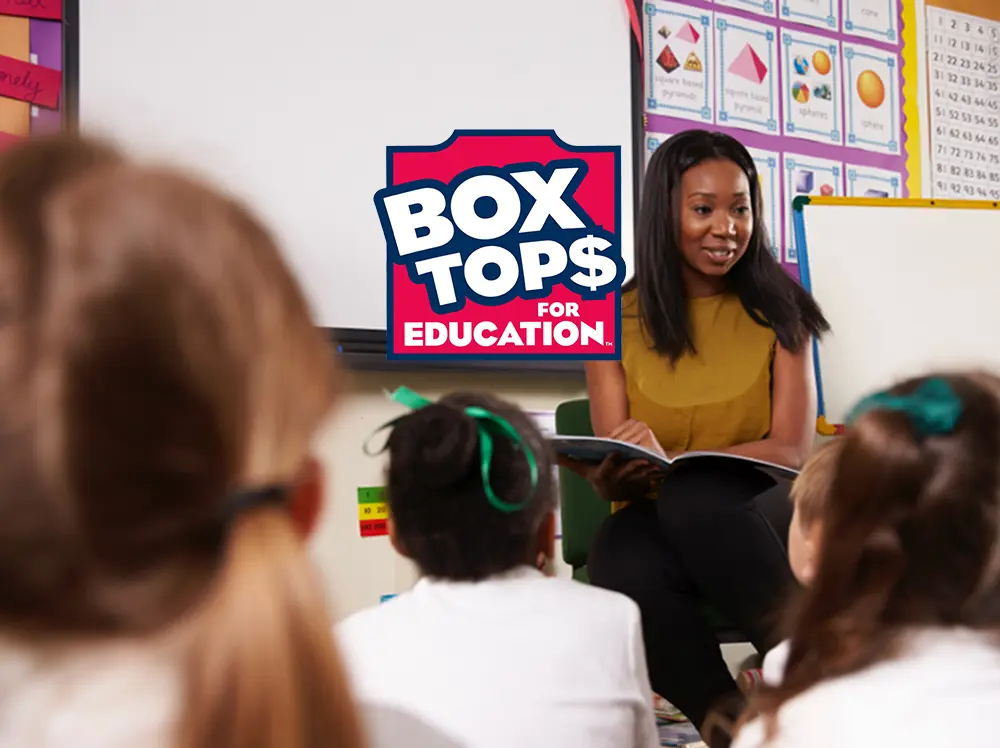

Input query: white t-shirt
[760,639,790,686]
[733,628,1000,748]
[336,566,660,748]
[0,636,179,748]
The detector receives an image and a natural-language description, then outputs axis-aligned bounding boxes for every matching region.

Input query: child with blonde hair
[0,136,365,748]
[733,373,1000,747]
[758,438,843,686]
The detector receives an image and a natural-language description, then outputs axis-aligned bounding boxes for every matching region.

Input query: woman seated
[564,129,830,745]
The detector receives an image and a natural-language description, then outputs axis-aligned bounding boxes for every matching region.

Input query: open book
[547,435,799,481]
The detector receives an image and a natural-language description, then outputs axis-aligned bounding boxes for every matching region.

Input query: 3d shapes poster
[642,0,916,271]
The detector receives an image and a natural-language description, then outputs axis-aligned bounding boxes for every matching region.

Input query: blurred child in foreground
[732,373,1000,748]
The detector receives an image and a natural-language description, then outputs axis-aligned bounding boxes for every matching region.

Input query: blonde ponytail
[179,508,367,748]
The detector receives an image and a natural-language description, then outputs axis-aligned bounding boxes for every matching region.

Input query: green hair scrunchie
[846,377,963,438]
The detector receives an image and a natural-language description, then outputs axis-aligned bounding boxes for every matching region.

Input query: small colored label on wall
[357,485,388,538]
[0,54,61,108]
[0,0,63,21]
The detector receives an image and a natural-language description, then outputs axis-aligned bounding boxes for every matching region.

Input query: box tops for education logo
[373,130,624,360]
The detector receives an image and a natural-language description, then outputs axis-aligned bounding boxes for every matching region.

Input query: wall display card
[780,0,839,32]
[747,146,782,258]
[715,12,779,134]
[0,8,72,146]
[782,153,843,262]
[0,0,61,21]
[357,486,389,538]
[927,5,1000,200]
[845,164,904,197]
[842,41,902,155]
[646,130,674,164]
[844,0,900,44]
[641,0,914,277]
[781,29,843,145]
[714,0,777,21]
[0,52,60,108]
[645,1,715,124]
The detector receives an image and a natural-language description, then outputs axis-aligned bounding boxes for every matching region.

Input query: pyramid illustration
[728,43,768,85]
[675,21,700,44]
[657,44,680,73]
[684,51,703,72]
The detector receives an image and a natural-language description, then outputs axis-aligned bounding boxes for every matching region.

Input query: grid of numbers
[927,6,1000,200]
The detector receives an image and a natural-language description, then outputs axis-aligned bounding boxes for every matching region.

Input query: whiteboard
[796,197,1000,424]
[78,0,635,331]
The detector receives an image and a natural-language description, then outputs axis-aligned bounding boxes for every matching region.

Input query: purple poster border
[29,19,62,134]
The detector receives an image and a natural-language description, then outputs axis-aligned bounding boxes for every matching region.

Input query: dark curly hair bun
[383,392,557,581]
[392,403,480,489]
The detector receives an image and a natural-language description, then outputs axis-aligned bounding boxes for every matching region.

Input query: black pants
[588,462,795,731]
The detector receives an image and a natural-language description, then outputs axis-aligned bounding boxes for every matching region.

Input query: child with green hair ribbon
[731,372,1000,748]
[339,388,661,748]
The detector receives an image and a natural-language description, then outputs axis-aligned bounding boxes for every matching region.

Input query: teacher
[575,130,829,740]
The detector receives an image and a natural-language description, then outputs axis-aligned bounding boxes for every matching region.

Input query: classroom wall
[310,369,586,621]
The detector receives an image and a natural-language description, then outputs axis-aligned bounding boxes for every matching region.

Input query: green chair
[556,398,749,644]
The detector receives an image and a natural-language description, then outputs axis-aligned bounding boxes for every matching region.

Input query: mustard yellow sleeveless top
[621,288,776,458]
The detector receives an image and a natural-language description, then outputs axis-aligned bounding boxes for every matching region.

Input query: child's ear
[289,456,324,538]
[535,511,557,571]
[802,520,824,583]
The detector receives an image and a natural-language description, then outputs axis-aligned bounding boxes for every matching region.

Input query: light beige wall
[310,369,586,621]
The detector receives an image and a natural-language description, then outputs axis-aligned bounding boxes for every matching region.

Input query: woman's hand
[556,419,667,501]
[608,419,666,456]
[556,453,661,501]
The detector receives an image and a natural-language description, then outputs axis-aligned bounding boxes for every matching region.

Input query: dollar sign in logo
[569,234,619,293]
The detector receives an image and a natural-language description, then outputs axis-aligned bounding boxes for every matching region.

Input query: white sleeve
[761,640,791,686]
[730,687,841,748]
[625,604,661,748]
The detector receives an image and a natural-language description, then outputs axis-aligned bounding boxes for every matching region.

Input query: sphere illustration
[793,55,809,75]
[792,81,810,104]
[812,50,832,76]
[857,69,886,108]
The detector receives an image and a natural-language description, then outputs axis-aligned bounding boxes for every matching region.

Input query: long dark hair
[627,129,829,362]
[740,371,1000,740]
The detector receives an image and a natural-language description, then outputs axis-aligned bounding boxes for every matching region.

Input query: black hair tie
[224,484,290,524]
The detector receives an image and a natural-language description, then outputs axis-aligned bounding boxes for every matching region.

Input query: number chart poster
[926,0,1000,201]
[642,0,921,273]
[0,1,70,150]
